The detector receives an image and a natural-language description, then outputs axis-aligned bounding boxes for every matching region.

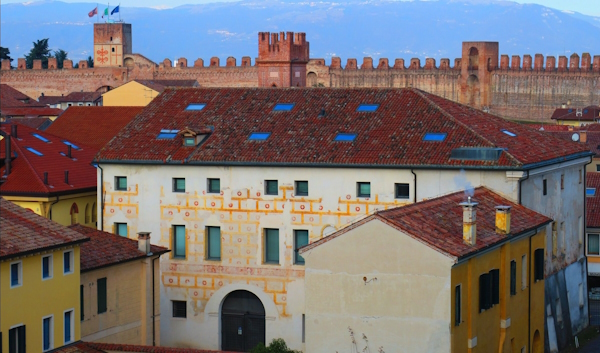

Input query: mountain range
[1,0,600,65]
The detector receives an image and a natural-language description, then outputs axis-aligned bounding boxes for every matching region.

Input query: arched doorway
[221,290,265,352]
[307,72,317,87]
[532,330,542,353]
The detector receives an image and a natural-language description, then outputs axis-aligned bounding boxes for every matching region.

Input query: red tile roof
[69,224,169,272]
[536,125,600,158]
[96,88,591,169]
[134,79,199,93]
[45,106,143,150]
[301,187,551,260]
[588,173,600,228]
[60,92,102,103]
[0,122,98,196]
[38,95,64,106]
[551,106,600,122]
[52,342,106,353]
[0,198,89,260]
[6,117,53,130]
[0,84,47,109]
[84,342,236,353]
[1,107,63,118]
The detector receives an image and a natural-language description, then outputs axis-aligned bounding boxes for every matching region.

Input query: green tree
[25,38,52,69]
[87,55,94,68]
[53,49,68,69]
[0,46,13,66]
[250,338,301,353]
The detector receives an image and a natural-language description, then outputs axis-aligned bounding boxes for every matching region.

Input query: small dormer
[179,126,212,147]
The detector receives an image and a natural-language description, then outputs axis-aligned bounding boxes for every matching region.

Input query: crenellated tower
[459,42,499,109]
[93,23,132,67]
[256,32,310,87]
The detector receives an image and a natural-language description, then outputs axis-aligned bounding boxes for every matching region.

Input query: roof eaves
[0,238,90,262]
[80,248,170,273]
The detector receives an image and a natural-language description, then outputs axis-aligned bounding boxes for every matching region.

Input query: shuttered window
[173,225,186,259]
[479,273,491,312]
[455,285,461,326]
[294,230,309,264]
[265,229,279,264]
[206,227,221,260]
[80,285,84,321]
[97,277,107,314]
[534,249,544,281]
[510,260,517,296]
[8,325,26,353]
[265,180,278,195]
[491,269,500,305]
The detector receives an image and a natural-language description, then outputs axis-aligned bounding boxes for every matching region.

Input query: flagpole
[96,4,99,23]
[108,2,110,23]
[119,3,121,22]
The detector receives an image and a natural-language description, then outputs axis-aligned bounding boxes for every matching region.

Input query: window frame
[207,178,221,194]
[295,180,309,197]
[265,180,278,196]
[206,226,221,261]
[172,225,187,259]
[42,254,53,281]
[115,176,127,191]
[172,300,187,318]
[10,261,22,288]
[172,178,186,193]
[294,229,309,265]
[97,277,107,314]
[521,255,527,290]
[63,250,74,275]
[395,183,410,199]
[543,179,547,196]
[534,248,544,282]
[356,182,371,198]
[42,315,54,352]
[455,284,462,326]
[114,222,128,237]
[9,324,26,353]
[588,233,600,255]
[510,260,517,296]
[63,309,74,345]
[264,228,280,264]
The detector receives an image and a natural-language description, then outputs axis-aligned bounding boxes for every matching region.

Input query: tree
[86,55,94,68]
[54,49,68,69]
[250,339,301,353]
[0,46,13,66]
[25,38,52,69]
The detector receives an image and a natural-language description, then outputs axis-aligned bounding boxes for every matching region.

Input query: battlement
[497,53,599,72]
[257,31,309,63]
[328,56,462,70]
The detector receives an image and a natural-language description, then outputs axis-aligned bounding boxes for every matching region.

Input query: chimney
[495,206,512,235]
[11,124,17,139]
[580,131,587,143]
[318,108,326,118]
[561,103,567,109]
[67,145,72,158]
[43,172,48,185]
[459,197,478,246]
[137,232,152,255]
[4,135,11,176]
[64,170,69,184]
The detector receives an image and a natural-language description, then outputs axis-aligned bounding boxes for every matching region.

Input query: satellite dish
[572,133,580,142]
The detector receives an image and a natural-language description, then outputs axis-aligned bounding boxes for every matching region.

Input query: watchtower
[93,23,132,67]
[256,32,310,87]
[459,42,499,108]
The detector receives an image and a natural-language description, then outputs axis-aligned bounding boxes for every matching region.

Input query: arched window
[70,203,79,225]
[468,47,479,70]
[85,203,90,224]
[92,202,97,223]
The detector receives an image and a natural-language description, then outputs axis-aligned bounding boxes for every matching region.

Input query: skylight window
[587,188,596,197]
[334,133,357,142]
[26,147,43,156]
[32,133,50,143]
[185,103,206,111]
[273,103,295,112]
[157,129,179,139]
[63,140,80,150]
[450,148,504,161]
[423,133,447,142]
[501,129,517,137]
[249,132,271,141]
[356,104,379,112]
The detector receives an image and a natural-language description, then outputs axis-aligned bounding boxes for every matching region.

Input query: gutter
[79,249,170,273]
[0,238,89,262]
[49,195,60,220]
[518,171,529,205]
[0,186,97,198]
[411,169,417,203]
[98,164,104,231]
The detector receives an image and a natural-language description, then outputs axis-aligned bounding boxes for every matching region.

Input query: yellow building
[1,123,98,228]
[301,187,549,353]
[550,105,600,126]
[101,80,198,107]
[0,197,89,353]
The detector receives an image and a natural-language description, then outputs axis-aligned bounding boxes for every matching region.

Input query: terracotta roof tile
[45,106,143,150]
[69,224,169,272]
[85,342,237,353]
[134,80,199,93]
[6,117,53,130]
[588,173,600,228]
[60,92,102,103]
[97,88,590,168]
[0,198,89,260]
[38,95,64,105]
[0,84,47,109]
[1,107,63,117]
[551,106,600,122]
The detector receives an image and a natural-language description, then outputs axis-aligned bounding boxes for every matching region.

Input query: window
[42,316,53,351]
[115,176,127,191]
[172,300,187,318]
[559,222,565,251]
[64,310,74,344]
[479,269,499,312]
[423,133,447,142]
[32,133,50,142]
[173,225,186,259]
[597,165,600,172]
[501,129,517,137]
[589,234,600,255]
[587,188,597,196]
[10,261,22,288]
[183,137,195,146]
[207,178,220,194]
[450,147,504,161]
[264,228,280,264]
[560,174,564,190]
[70,203,79,225]
[534,249,544,281]
[80,285,84,321]
[294,230,309,265]
[543,179,547,196]
[579,169,582,184]
[115,223,128,237]
[97,277,107,314]
[62,140,80,150]
[157,129,179,139]
[295,181,308,196]
[185,103,206,111]
[490,269,500,305]
[25,147,43,156]
[265,180,278,195]
[334,133,357,142]
[173,178,185,192]
[395,183,410,199]
[42,255,53,280]
[521,255,527,290]
[510,260,517,295]
[356,104,379,112]
[9,325,26,353]
[302,314,306,343]
[357,182,371,198]
[63,250,74,274]
[249,132,271,140]
[455,285,461,326]
[206,227,221,260]
[273,103,295,111]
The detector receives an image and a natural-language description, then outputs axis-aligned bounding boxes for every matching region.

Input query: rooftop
[60,91,103,103]
[551,106,600,122]
[533,123,600,158]
[588,172,600,228]
[133,79,199,94]
[301,187,551,260]
[96,88,591,169]
[0,84,47,109]
[70,224,169,272]
[5,117,53,130]
[46,106,144,150]
[0,198,89,260]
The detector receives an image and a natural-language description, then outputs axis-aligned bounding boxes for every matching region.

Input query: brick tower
[93,23,132,67]
[459,42,499,109]
[256,32,309,87]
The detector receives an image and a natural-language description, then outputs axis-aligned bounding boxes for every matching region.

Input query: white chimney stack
[137,232,152,255]
[459,197,478,246]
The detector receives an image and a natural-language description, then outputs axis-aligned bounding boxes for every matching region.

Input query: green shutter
[266,180,278,195]
[80,285,84,321]
[491,269,500,305]
[294,230,309,264]
[97,277,107,314]
[207,227,221,260]
[174,226,186,258]
[265,229,279,263]
[510,261,517,295]
[296,181,308,196]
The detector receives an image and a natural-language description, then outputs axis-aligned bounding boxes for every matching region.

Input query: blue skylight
[63,140,80,150]
[587,188,596,197]
[26,147,43,156]
[32,133,50,143]
[249,132,271,141]
[356,104,379,112]
[423,133,447,142]
[157,129,179,139]
[501,129,517,137]
[185,103,206,111]
[273,103,295,112]
[334,133,357,142]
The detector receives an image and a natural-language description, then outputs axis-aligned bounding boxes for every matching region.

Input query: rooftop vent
[43,172,48,185]
[450,148,504,161]
[423,133,447,142]
[64,170,69,184]
[11,125,17,139]
[495,206,511,235]
[185,103,206,111]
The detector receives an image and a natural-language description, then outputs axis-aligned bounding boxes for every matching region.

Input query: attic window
[63,140,80,150]
[157,129,179,139]
[501,129,517,137]
[26,147,44,156]
[587,188,596,197]
[273,103,295,112]
[249,132,271,141]
[423,133,447,142]
[183,137,196,146]
[32,133,50,143]
[356,104,379,112]
[185,103,206,111]
[334,133,357,142]
[568,109,573,113]
[450,148,504,161]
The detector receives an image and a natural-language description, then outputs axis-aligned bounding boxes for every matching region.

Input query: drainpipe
[98,164,104,231]
[49,196,60,220]
[518,171,529,205]
[528,231,532,353]
[411,169,417,203]
[583,158,592,324]
[152,256,158,346]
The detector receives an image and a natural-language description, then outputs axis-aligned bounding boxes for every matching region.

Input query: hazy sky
[3,0,600,16]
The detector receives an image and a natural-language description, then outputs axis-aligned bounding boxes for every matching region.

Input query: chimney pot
[580,131,587,143]
[44,172,48,185]
[11,124,17,139]
[459,199,478,246]
[137,232,152,255]
[64,170,69,184]
[495,205,512,235]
